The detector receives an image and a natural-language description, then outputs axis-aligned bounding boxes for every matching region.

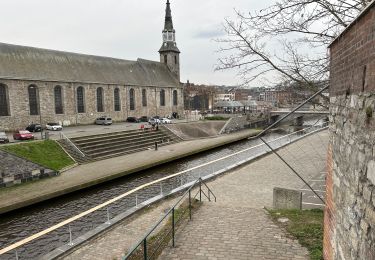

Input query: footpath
[62,130,328,260]
[0,129,259,215]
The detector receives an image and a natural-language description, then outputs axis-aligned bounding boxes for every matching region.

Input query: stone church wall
[325,4,375,259]
[0,79,183,131]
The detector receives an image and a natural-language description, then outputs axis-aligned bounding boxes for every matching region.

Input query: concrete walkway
[61,130,327,260]
[0,129,259,214]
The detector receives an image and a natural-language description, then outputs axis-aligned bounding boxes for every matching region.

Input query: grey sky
[0,0,272,86]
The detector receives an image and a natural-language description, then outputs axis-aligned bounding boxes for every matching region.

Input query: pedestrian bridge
[270,110,329,115]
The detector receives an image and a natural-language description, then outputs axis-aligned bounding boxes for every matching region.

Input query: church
[0,0,183,131]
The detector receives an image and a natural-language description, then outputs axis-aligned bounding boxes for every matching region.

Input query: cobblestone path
[159,206,309,260]
[159,131,328,259]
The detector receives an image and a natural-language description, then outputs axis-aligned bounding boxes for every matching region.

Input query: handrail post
[143,238,147,260]
[172,208,175,247]
[189,189,192,220]
[199,180,202,202]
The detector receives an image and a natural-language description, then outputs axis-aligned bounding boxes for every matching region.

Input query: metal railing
[0,123,328,259]
[123,177,216,260]
[59,132,85,157]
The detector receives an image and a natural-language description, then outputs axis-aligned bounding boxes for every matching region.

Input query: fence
[123,178,216,260]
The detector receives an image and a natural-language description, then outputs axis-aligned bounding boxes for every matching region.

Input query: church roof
[0,42,180,87]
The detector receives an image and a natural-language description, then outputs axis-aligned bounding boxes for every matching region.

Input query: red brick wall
[323,144,334,260]
[329,6,375,97]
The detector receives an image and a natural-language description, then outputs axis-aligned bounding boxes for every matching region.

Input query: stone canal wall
[0,150,56,187]
[326,2,375,259]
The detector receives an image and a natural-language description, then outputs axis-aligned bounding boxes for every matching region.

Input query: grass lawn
[0,140,75,171]
[267,208,324,260]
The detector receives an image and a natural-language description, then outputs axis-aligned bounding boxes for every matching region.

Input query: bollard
[106,207,111,224]
[68,225,74,246]
[160,183,163,195]
[15,250,19,260]
[155,141,158,151]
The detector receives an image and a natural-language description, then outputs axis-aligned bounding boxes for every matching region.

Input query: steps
[58,126,182,163]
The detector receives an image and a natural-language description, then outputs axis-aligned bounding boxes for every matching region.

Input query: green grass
[268,208,324,260]
[0,140,75,171]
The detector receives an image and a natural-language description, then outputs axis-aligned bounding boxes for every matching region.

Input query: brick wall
[327,3,375,259]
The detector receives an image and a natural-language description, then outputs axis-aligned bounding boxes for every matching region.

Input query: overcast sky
[0,0,273,87]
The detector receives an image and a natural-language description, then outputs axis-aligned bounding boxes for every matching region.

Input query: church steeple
[159,0,180,81]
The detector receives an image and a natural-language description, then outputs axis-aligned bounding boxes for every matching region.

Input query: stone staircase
[58,126,181,163]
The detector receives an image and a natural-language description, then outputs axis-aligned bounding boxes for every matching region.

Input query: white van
[95,116,112,125]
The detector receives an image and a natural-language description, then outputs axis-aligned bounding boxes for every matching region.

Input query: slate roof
[0,42,180,87]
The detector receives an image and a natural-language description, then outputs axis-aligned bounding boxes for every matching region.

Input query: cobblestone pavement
[159,206,309,260]
[159,131,327,259]
[61,131,327,260]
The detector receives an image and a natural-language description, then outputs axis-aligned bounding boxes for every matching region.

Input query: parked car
[13,130,34,140]
[26,124,42,132]
[46,122,63,131]
[161,118,172,124]
[148,118,161,125]
[139,116,149,122]
[95,116,112,125]
[0,132,9,143]
[126,117,140,123]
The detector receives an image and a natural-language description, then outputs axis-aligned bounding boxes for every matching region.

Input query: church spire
[164,0,173,31]
[159,0,180,81]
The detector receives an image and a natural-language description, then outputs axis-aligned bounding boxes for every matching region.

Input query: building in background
[0,0,183,131]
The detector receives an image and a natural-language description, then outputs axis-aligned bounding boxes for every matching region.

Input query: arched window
[160,89,165,106]
[77,86,85,113]
[28,85,39,115]
[54,86,64,114]
[129,88,135,111]
[0,84,9,116]
[97,87,104,112]
[173,90,178,106]
[142,89,147,107]
[114,88,121,111]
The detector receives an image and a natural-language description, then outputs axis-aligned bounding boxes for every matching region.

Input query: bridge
[270,110,329,115]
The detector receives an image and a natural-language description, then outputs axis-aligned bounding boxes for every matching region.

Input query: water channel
[0,124,327,260]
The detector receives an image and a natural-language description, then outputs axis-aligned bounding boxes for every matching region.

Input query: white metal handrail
[60,132,85,157]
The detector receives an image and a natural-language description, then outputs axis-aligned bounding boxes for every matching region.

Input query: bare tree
[216,0,371,92]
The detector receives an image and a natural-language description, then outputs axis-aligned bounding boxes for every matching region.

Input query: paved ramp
[165,121,226,140]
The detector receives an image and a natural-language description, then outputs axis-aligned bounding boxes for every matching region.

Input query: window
[77,86,85,113]
[164,55,167,64]
[54,86,64,114]
[129,88,135,110]
[142,89,147,107]
[160,89,165,106]
[97,87,104,112]
[173,90,178,106]
[0,84,9,116]
[28,85,39,115]
[114,88,121,111]
[174,56,177,65]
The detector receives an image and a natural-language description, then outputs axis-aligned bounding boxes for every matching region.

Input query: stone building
[325,1,375,259]
[0,0,183,131]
